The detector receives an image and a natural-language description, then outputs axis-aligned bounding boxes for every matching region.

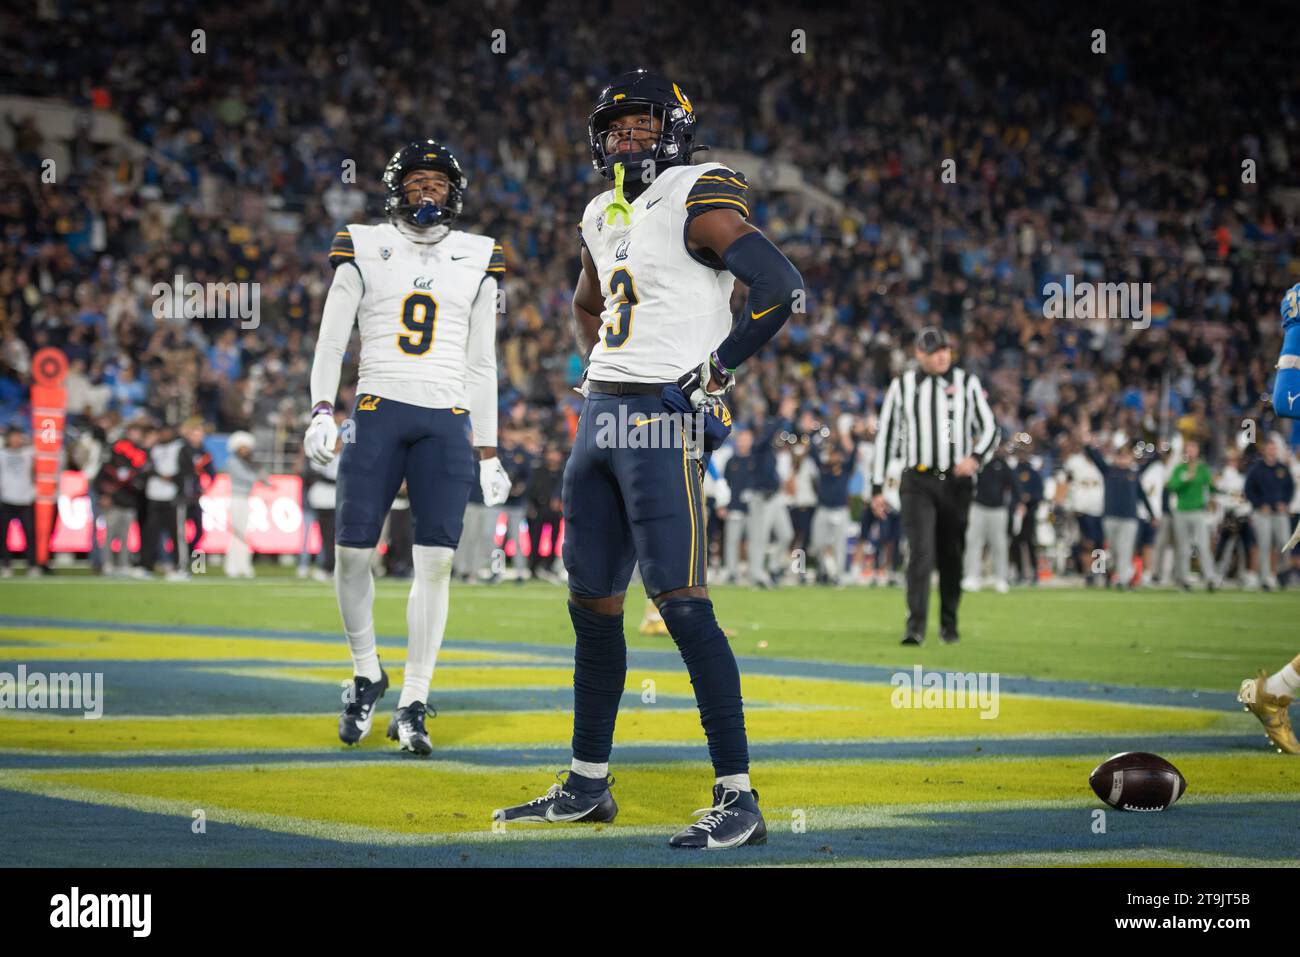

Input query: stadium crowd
[2,0,1299,585]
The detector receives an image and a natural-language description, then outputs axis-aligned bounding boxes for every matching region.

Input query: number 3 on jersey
[398,292,437,355]
[602,268,637,349]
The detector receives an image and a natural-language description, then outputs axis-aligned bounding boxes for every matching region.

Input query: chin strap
[604,163,633,227]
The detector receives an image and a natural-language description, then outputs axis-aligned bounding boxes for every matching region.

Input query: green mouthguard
[604,162,633,227]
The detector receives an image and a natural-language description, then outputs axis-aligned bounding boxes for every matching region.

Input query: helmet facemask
[589,100,692,181]
[382,145,466,230]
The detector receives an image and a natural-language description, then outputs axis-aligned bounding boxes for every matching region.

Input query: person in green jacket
[1167,440,1220,591]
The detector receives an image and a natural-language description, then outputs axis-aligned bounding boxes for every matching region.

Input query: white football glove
[304,411,339,466]
[479,456,511,507]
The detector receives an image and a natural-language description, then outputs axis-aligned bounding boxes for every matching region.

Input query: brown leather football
[1088,751,1187,812]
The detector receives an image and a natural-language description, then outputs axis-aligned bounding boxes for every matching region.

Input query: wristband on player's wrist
[707,352,736,393]
[311,401,333,417]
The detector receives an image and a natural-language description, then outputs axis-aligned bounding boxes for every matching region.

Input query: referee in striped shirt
[870,327,996,645]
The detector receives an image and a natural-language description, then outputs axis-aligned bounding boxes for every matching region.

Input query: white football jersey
[329,223,503,409]
[579,162,747,383]
[1064,452,1104,516]
[1140,459,1167,519]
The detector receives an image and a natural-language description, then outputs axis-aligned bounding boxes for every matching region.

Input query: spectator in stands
[1168,441,1221,592]
[526,445,564,582]
[0,426,36,576]
[1245,439,1296,590]
[225,430,263,578]
[964,443,1017,593]
[1084,434,1155,591]
[809,429,857,586]
[1213,446,1253,586]
[181,418,214,558]
[722,429,757,584]
[95,419,148,577]
[141,422,190,577]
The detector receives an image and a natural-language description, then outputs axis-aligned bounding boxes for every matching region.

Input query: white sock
[716,773,751,793]
[571,759,608,780]
[335,545,382,681]
[398,545,454,708]
[1264,657,1300,698]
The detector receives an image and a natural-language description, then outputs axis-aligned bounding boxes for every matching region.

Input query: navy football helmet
[382,140,466,228]
[587,70,698,180]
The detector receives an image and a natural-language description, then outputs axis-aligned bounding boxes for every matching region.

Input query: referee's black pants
[900,469,972,637]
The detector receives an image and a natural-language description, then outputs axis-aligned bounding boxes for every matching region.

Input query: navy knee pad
[569,602,627,765]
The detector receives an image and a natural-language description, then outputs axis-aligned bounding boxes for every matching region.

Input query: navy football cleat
[492,771,618,825]
[668,785,767,849]
[337,669,389,745]
[386,700,434,756]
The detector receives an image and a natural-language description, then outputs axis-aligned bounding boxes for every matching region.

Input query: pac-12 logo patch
[380,247,392,260]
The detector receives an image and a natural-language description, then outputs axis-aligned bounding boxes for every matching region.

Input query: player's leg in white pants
[810,507,831,578]
[1102,516,1120,585]
[400,544,454,707]
[1151,516,1172,584]
[227,494,252,577]
[476,504,496,576]
[452,504,479,578]
[1173,511,1194,585]
[724,510,746,582]
[768,498,794,580]
[1251,513,1274,586]
[828,507,850,584]
[335,544,382,680]
[989,507,1010,587]
[504,506,527,574]
[1192,511,1218,586]
[746,492,774,582]
[964,505,990,585]
[1271,512,1289,586]
[1113,517,1137,586]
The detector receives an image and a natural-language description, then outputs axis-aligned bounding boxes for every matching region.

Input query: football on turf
[1088,752,1187,812]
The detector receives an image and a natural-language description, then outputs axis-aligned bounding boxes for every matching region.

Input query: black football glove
[675,353,735,412]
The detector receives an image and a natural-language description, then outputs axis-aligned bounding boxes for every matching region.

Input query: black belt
[906,465,952,478]
[586,379,674,396]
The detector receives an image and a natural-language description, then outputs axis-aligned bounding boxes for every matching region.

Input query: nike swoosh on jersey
[646,197,662,209]
[631,416,663,426]
[751,303,781,320]
[451,255,470,261]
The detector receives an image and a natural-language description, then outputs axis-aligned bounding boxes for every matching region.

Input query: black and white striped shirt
[871,366,996,493]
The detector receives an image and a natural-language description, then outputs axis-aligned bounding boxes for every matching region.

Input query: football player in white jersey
[304,141,510,755]
[493,71,803,849]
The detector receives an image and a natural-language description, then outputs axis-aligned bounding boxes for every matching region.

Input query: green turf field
[1,573,1298,866]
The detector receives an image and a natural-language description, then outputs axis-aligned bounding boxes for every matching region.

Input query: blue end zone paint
[3,788,1294,867]
[0,734,1270,771]
[0,657,697,716]
[0,615,1241,710]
